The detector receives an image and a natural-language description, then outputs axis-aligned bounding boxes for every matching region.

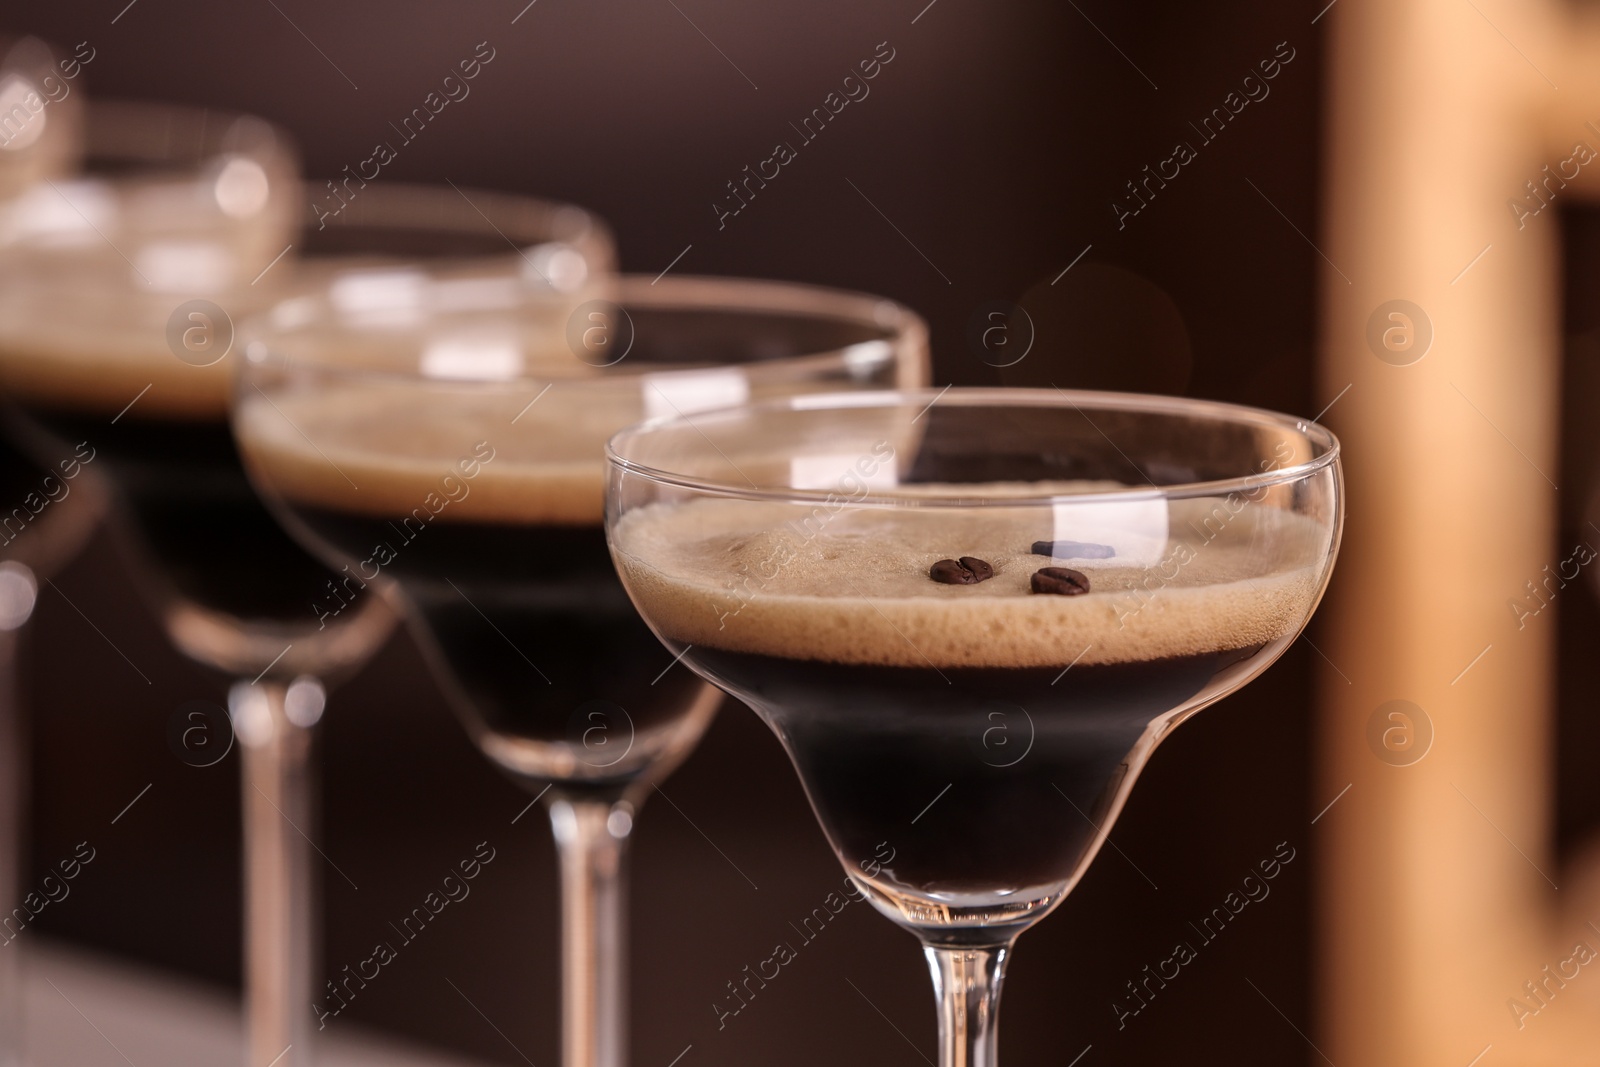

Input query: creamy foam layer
[0,196,296,418]
[0,326,241,419]
[0,261,579,419]
[612,494,1329,669]
[235,382,628,525]
[236,374,899,526]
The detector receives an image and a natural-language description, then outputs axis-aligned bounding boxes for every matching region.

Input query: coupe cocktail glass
[0,99,614,1066]
[233,270,928,1067]
[0,42,90,1063]
[606,388,1342,1066]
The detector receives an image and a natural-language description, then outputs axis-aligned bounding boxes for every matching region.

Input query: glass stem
[233,681,316,1067]
[547,795,632,1067]
[923,941,1013,1067]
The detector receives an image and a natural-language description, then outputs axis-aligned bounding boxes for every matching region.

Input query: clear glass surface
[605,388,1342,1065]
[234,269,929,1067]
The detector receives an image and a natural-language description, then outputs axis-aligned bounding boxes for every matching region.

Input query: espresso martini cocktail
[0,102,324,1067]
[233,380,715,787]
[235,274,925,789]
[0,101,332,667]
[0,100,619,1067]
[614,489,1323,903]
[0,39,90,1067]
[0,151,610,669]
[234,270,929,1067]
[606,389,1342,1065]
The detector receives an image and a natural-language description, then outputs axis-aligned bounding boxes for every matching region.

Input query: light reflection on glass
[213,155,271,218]
[419,333,523,381]
[1049,494,1169,564]
[0,75,45,152]
[643,366,749,419]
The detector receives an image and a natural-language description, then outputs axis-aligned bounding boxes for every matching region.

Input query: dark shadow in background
[6,1,1336,1062]
[1558,207,1600,875]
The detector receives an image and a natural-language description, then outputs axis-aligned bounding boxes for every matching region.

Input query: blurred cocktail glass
[0,37,90,1067]
[234,271,927,1067]
[0,98,615,1066]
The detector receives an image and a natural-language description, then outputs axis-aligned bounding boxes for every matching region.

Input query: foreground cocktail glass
[233,271,928,1067]
[606,388,1342,1064]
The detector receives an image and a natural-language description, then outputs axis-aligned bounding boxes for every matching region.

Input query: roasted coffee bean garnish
[930,557,995,585]
[958,556,994,581]
[1031,539,1115,560]
[1030,566,1091,596]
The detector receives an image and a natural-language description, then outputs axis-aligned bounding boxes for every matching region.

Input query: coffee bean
[1031,566,1090,595]
[930,557,994,585]
[1031,540,1115,560]
[958,556,994,581]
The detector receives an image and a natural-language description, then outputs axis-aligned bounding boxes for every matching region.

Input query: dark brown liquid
[10,408,340,624]
[682,644,1272,894]
[227,295,896,789]
[0,426,109,582]
[287,509,708,791]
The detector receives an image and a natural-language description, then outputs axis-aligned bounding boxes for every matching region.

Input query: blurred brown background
[5,0,1598,1064]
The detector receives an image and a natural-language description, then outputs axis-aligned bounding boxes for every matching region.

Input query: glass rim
[299,180,615,269]
[237,271,929,389]
[0,178,612,323]
[0,98,302,306]
[605,386,1342,507]
[82,98,295,167]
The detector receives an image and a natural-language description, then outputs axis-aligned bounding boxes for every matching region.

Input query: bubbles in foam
[612,494,1330,670]
[235,381,642,526]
